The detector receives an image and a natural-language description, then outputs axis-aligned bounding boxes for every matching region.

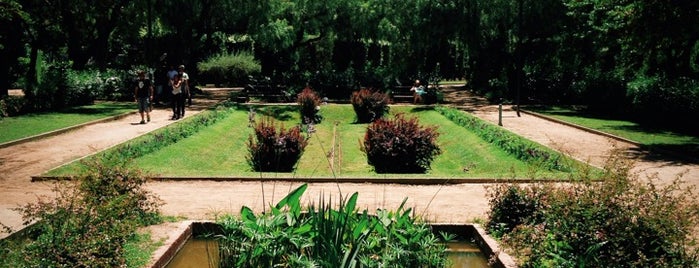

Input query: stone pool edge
[147,220,517,268]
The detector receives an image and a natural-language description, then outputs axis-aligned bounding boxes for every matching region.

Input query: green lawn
[0,102,134,144]
[528,106,699,157]
[130,104,568,179]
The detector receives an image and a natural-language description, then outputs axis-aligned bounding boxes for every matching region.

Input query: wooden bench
[390,86,416,103]
[238,80,291,103]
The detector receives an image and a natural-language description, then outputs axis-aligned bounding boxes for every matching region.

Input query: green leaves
[214,183,448,267]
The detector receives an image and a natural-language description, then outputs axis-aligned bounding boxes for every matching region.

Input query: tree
[0,0,28,97]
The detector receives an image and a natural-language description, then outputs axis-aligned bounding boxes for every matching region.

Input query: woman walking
[171,74,188,120]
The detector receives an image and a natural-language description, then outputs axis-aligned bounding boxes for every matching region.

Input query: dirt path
[2,87,698,242]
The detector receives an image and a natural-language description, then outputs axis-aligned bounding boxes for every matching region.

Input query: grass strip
[0,102,134,144]
[528,106,699,158]
[48,104,581,179]
[436,106,580,172]
[46,104,236,176]
[131,105,567,179]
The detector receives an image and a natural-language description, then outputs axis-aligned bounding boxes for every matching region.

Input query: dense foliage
[350,88,390,123]
[487,156,699,267]
[213,184,448,267]
[3,0,697,129]
[296,87,322,124]
[4,159,161,267]
[196,51,261,86]
[246,118,308,172]
[361,114,441,173]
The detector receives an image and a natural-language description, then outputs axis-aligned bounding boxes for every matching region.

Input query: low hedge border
[436,106,574,172]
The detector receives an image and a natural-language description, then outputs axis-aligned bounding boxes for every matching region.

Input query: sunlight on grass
[0,102,133,144]
[135,104,568,179]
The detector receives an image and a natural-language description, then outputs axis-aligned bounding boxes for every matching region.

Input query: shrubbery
[296,87,322,124]
[350,88,390,123]
[361,114,441,173]
[247,117,308,172]
[197,51,261,86]
[0,95,28,117]
[487,156,699,267]
[7,159,161,267]
[627,75,699,130]
[21,63,131,114]
[213,184,449,267]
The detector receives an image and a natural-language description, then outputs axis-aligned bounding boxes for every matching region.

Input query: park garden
[2,0,699,267]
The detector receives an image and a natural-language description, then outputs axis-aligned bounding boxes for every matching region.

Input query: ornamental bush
[361,114,441,173]
[247,118,308,172]
[487,155,699,267]
[350,88,390,123]
[296,87,322,124]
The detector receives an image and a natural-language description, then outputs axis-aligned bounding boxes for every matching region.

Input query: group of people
[133,64,191,124]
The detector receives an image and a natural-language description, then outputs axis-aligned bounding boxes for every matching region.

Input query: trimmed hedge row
[436,106,572,172]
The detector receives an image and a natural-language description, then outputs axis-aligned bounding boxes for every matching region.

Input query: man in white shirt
[178,65,192,107]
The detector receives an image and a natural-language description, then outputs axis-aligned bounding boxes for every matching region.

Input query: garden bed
[42,104,593,181]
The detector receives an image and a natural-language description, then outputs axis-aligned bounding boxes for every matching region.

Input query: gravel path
[1,87,698,242]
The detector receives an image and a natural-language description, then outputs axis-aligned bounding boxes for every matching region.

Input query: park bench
[390,85,416,103]
[389,79,441,104]
[238,77,292,103]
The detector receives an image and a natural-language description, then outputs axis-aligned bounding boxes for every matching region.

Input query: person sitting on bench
[410,80,426,104]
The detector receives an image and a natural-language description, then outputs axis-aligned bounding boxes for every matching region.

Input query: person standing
[178,64,192,109]
[153,63,169,105]
[171,74,186,120]
[134,70,154,124]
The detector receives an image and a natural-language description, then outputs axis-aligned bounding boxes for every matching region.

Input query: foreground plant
[487,155,699,267]
[8,159,161,267]
[212,184,448,267]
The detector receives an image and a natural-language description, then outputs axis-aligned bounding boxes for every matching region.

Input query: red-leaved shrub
[350,88,390,123]
[296,87,322,124]
[247,118,308,172]
[361,114,441,173]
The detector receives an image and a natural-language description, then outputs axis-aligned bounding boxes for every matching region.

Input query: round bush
[362,114,441,173]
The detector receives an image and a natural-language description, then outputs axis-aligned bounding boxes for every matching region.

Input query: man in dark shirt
[134,70,154,124]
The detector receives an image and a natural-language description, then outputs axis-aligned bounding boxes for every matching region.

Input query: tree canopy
[2,0,698,129]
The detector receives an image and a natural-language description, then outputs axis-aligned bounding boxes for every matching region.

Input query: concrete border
[148,221,517,268]
[31,175,578,184]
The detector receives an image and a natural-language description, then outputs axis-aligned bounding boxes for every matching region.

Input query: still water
[166,239,490,268]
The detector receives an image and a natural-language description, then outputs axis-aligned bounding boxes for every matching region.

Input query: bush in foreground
[247,117,308,172]
[361,114,441,173]
[350,88,390,123]
[487,156,699,267]
[6,159,161,267]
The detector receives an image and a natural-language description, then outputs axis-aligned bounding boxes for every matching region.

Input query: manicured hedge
[436,106,572,171]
